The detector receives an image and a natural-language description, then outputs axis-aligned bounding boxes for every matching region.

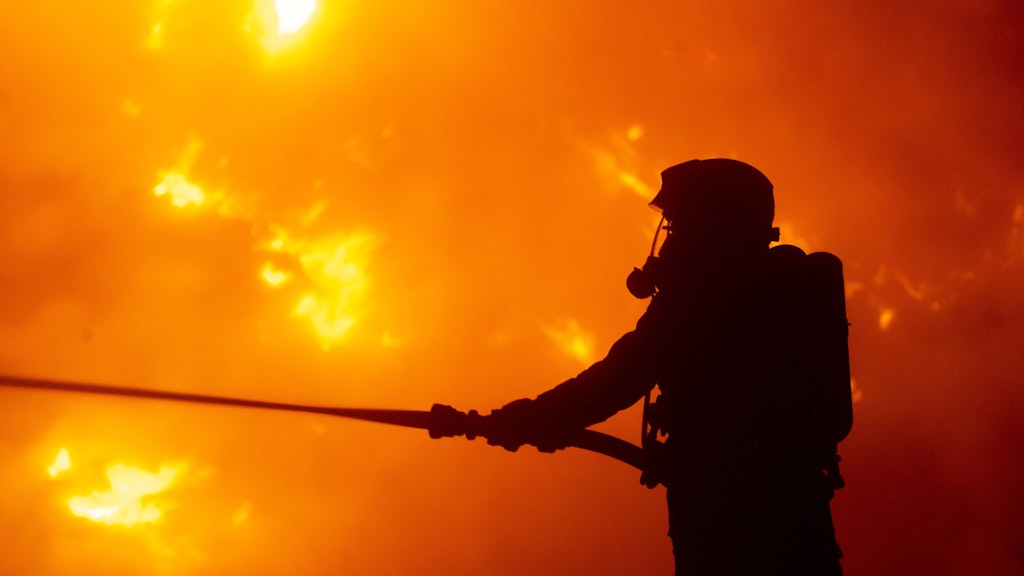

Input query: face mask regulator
[626,216,667,299]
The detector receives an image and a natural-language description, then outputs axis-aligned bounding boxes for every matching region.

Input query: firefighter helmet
[650,158,776,242]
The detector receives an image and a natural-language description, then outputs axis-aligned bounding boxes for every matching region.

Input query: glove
[485,398,573,453]
[428,404,482,439]
[485,398,534,452]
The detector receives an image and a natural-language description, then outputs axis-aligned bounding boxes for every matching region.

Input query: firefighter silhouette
[434,159,851,575]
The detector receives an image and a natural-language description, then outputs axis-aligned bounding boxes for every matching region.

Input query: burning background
[1,1,1022,574]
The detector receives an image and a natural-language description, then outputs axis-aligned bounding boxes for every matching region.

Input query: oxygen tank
[765,245,853,446]
[805,251,853,443]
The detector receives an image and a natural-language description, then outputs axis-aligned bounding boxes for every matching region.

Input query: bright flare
[275,0,317,35]
[67,463,179,526]
[48,448,71,478]
[154,172,205,207]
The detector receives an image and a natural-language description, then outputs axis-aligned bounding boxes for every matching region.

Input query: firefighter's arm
[486,308,666,452]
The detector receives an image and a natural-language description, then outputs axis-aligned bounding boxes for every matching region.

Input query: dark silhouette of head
[627,159,778,298]
[652,158,776,246]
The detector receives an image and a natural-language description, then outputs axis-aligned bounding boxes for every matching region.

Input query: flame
[48,448,71,478]
[147,0,317,55]
[68,462,180,526]
[587,128,655,198]
[261,263,290,286]
[154,136,208,207]
[878,307,895,331]
[292,235,372,345]
[263,229,378,345]
[544,319,597,365]
[47,449,182,527]
[617,170,654,197]
[154,172,205,207]
[592,148,654,198]
[274,0,317,35]
[252,0,318,53]
[150,137,377,345]
[851,378,864,403]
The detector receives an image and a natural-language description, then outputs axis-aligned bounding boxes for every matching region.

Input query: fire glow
[291,233,373,345]
[153,148,375,346]
[544,319,598,365]
[47,448,71,479]
[48,449,181,527]
[253,0,319,53]
[2,2,1020,575]
[274,0,317,35]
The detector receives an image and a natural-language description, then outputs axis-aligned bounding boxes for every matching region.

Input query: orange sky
[1,1,1022,575]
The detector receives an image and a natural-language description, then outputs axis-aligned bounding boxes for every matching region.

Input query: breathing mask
[626,216,668,299]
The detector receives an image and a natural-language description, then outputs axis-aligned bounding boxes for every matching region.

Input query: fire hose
[0,374,646,471]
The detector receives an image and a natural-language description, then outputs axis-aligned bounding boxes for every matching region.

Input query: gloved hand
[428,403,483,439]
[485,398,535,452]
[485,398,573,453]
